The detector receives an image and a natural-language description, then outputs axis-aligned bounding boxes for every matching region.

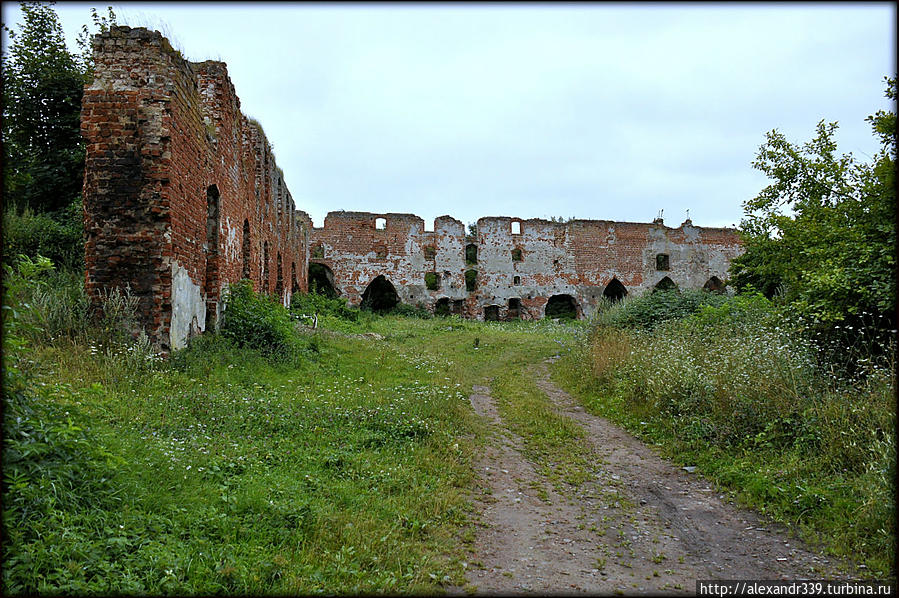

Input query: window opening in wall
[360,275,399,312]
[312,243,325,259]
[513,275,521,286]
[602,278,628,302]
[291,262,298,293]
[484,305,500,321]
[508,298,521,319]
[511,221,521,235]
[656,253,670,271]
[703,276,726,293]
[275,252,284,298]
[434,297,450,317]
[375,217,386,230]
[241,219,251,279]
[545,294,578,320]
[465,269,478,292]
[262,241,270,294]
[465,243,478,265]
[451,299,464,315]
[309,262,337,297]
[511,247,523,262]
[654,276,677,292]
[204,185,221,331]
[425,272,440,291]
[423,245,436,260]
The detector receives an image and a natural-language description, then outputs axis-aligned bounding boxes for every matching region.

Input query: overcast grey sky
[2,2,895,229]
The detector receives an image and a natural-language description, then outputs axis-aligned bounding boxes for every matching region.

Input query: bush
[220,281,304,359]
[391,303,432,319]
[597,288,730,330]
[290,292,359,321]
[3,201,84,271]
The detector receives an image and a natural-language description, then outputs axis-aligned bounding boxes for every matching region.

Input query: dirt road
[453,360,842,595]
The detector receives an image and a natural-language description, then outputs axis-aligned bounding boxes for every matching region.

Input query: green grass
[552,299,895,579]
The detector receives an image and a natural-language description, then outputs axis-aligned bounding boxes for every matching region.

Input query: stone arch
[703,276,726,293]
[654,276,677,292]
[602,278,628,302]
[360,275,400,312]
[309,262,337,298]
[545,294,578,319]
[241,219,251,279]
[434,297,451,317]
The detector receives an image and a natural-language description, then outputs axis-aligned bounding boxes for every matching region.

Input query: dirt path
[453,360,842,595]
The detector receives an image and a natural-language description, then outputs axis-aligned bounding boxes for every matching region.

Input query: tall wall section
[82,26,310,351]
[311,213,743,320]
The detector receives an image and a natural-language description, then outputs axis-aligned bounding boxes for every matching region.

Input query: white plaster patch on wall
[170,261,206,350]
[224,216,240,262]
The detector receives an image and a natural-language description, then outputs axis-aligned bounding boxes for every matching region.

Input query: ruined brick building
[82,26,743,351]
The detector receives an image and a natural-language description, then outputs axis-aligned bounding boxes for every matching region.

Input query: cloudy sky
[3,3,895,229]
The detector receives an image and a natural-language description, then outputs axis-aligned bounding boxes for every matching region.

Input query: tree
[730,77,896,333]
[2,2,86,215]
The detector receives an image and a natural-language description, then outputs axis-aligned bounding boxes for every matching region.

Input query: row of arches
[306,262,727,318]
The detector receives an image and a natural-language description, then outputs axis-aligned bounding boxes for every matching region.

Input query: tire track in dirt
[453,364,844,595]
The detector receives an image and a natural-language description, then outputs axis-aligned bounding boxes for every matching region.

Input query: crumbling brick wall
[82,26,309,351]
[312,213,743,320]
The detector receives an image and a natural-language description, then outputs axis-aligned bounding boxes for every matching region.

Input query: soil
[451,359,845,595]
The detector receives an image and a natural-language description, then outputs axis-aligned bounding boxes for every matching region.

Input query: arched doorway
[602,278,628,302]
[545,294,578,319]
[308,263,337,298]
[654,276,677,292]
[703,276,726,293]
[434,297,451,317]
[484,305,501,321]
[360,275,400,312]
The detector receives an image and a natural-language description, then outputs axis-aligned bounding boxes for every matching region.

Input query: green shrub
[424,272,439,291]
[220,281,303,359]
[290,291,359,321]
[3,202,84,271]
[597,288,730,330]
[391,302,432,319]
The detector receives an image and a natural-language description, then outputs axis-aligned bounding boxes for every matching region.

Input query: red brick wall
[83,27,308,351]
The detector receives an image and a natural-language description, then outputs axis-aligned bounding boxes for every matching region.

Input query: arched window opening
[360,275,400,312]
[423,245,437,260]
[465,269,477,292]
[654,276,678,293]
[511,221,521,235]
[465,243,478,265]
[309,263,337,298]
[513,275,521,286]
[602,278,628,302]
[262,241,270,294]
[703,276,726,293]
[291,262,299,294]
[241,219,251,279]
[508,298,521,319]
[656,253,670,271]
[275,252,284,298]
[375,217,387,230]
[204,185,221,331]
[425,272,440,291]
[545,294,578,320]
[511,247,523,262]
[434,297,451,317]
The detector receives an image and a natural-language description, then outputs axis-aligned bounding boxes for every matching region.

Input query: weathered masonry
[82,27,310,351]
[310,213,743,321]
[82,26,743,349]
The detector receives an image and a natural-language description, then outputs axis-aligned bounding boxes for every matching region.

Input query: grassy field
[2,265,588,594]
[3,265,893,592]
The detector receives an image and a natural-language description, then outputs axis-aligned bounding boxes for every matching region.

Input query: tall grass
[556,292,895,576]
